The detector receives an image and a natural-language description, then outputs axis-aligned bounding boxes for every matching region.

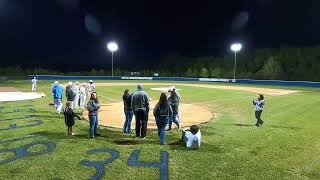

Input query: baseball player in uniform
[73,82,80,109]
[88,80,95,98]
[79,83,87,111]
[31,77,37,91]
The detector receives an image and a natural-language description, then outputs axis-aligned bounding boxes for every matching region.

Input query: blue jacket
[87,100,100,116]
[52,85,63,99]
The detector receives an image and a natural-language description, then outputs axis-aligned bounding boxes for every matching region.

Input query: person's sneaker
[95,133,101,136]
[90,136,95,138]
[136,136,140,139]
[142,137,146,139]
[72,132,76,136]
[166,128,171,131]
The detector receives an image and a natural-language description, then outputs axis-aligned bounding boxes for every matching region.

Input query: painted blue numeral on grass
[0,141,56,164]
[128,150,169,180]
[0,134,41,144]
[80,149,119,180]
[0,120,43,131]
[0,115,38,122]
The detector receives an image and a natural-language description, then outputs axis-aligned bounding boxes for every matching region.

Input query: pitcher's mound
[82,102,213,130]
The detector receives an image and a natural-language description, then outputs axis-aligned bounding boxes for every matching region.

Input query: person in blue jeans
[87,92,101,138]
[122,89,133,133]
[167,88,180,130]
[153,93,173,145]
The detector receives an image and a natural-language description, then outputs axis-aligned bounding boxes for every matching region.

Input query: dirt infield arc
[83,101,214,130]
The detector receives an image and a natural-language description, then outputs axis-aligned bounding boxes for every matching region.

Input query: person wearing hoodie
[52,81,63,114]
[131,84,150,139]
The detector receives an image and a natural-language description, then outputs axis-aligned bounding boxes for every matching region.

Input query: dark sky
[1,0,320,69]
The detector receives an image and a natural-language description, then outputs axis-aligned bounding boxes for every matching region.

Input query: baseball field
[0,80,320,179]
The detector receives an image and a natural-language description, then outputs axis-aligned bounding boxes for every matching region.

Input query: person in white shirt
[79,83,87,111]
[182,125,201,149]
[31,77,37,91]
[253,94,265,127]
[73,82,80,109]
[87,80,95,98]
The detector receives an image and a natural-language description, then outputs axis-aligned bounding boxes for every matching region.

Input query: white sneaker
[72,132,76,135]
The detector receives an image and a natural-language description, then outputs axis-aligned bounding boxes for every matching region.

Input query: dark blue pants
[169,113,180,129]
[134,110,148,138]
[123,110,133,133]
[89,115,98,137]
[156,117,168,144]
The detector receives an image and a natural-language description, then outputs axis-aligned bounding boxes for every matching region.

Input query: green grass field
[1,80,320,180]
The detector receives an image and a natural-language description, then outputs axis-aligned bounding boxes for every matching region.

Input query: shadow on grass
[35,131,89,140]
[230,123,302,130]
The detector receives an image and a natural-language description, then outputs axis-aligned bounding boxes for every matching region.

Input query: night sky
[1,0,320,69]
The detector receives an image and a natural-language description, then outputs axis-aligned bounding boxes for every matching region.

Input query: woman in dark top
[64,101,81,135]
[153,93,173,145]
[122,89,133,133]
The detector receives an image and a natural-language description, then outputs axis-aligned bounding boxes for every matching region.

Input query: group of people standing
[49,80,202,148]
[51,80,99,136]
[122,84,182,145]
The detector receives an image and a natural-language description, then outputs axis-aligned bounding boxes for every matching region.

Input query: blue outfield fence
[27,75,320,88]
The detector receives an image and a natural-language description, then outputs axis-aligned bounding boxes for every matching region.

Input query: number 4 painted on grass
[128,150,169,180]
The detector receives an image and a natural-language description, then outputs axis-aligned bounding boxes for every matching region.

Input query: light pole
[230,43,242,82]
[107,41,119,77]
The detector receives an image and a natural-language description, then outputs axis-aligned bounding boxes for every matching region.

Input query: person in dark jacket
[122,89,133,133]
[64,101,81,136]
[87,92,101,138]
[153,93,173,145]
[253,94,265,127]
[66,82,76,109]
[167,88,180,130]
[131,84,150,139]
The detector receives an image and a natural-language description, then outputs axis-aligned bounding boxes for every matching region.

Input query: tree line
[1,46,320,81]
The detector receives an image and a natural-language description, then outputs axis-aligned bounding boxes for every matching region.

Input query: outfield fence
[27,75,320,88]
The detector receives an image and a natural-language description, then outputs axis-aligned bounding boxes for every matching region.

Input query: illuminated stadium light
[230,43,243,82]
[107,41,118,52]
[230,43,242,52]
[106,41,119,77]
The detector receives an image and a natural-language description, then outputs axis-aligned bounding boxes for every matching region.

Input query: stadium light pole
[230,43,242,82]
[107,41,119,77]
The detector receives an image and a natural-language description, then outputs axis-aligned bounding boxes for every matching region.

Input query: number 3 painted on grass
[128,150,169,180]
[80,149,119,180]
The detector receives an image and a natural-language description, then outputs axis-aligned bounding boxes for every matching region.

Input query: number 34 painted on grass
[81,149,169,180]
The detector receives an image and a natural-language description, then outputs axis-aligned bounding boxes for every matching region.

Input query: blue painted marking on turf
[0,134,41,144]
[0,115,38,122]
[4,107,36,114]
[0,141,56,165]
[80,149,119,180]
[128,150,169,180]
[0,120,43,131]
